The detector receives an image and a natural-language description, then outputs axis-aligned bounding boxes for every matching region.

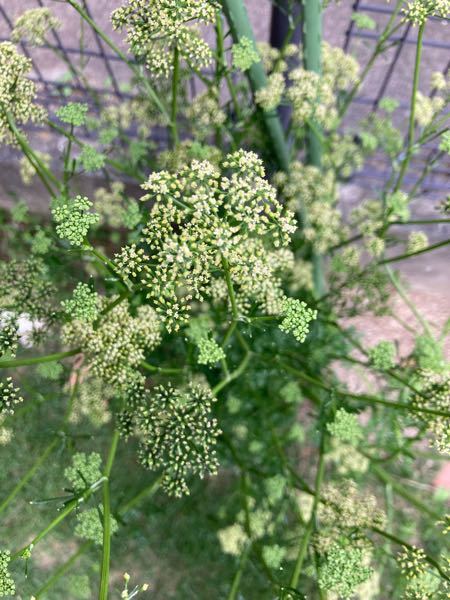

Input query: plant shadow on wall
[0,0,449,598]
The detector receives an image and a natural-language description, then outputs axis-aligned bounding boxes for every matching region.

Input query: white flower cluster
[185,89,226,140]
[136,383,221,496]
[124,150,296,331]
[12,8,60,46]
[412,371,450,455]
[111,0,218,78]
[0,42,46,145]
[404,0,450,25]
[287,42,359,130]
[274,162,344,253]
[255,73,286,112]
[62,299,161,387]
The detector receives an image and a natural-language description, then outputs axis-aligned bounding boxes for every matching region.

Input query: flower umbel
[0,42,46,145]
[279,298,317,343]
[136,383,221,497]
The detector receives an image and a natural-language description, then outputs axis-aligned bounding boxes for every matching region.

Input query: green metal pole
[302,0,326,296]
[221,0,291,171]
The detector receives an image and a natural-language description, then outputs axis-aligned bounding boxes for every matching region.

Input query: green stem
[378,237,450,265]
[278,360,450,419]
[221,255,239,321]
[221,0,290,170]
[373,527,449,582]
[215,12,242,122]
[302,0,325,297]
[34,476,162,598]
[34,541,93,599]
[87,244,132,291]
[339,2,403,119]
[118,475,162,514]
[140,361,184,375]
[3,110,59,197]
[393,21,425,192]
[66,0,170,123]
[0,438,59,516]
[170,46,180,147]
[385,266,432,336]
[212,350,251,395]
[289,431,326,589]
[371,464,440,521]
[99,428,120,600]
[0,348,80,369]
[227,544,251,600]
[11,477,105,560]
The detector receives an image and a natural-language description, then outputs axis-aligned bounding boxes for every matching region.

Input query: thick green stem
[99,429,120,600]
[221,0,290,170]
[393,22,425,192]
[302,0,326,297]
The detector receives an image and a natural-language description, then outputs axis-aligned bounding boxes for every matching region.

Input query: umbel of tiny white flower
[136,383,221,497]
[111,0,218,78]
[0,42,46,146]
[0,317,18,359]
[0,550,15,597]
[403,0,450,26]
[318,543,373,598]
[61,283,100,323]
[51,195,99,247]
[79,145,106,172]
[407,231,428,254]
[255,73,286,112]
[197,336,225,366]
[0,377,23,416]
[412,370,450,455]
[185,90,226,140]
[64,452,103,492]
[232,36,260,71]
[368,340,396,370]
[62,299,161,387]
[12,8,60,46]
[278,298,317,343]
[56,102,88,127]
[217,523,248,556]
[397,545,428,579]
[132,150,296,332]
[75,505,118,545]
[327,408,363,445]
[0,258,55,321]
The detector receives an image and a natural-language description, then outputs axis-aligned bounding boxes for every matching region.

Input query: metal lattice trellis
[0,0,449,198]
